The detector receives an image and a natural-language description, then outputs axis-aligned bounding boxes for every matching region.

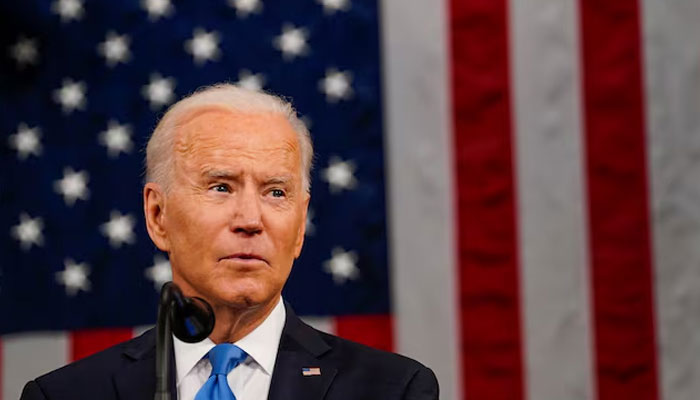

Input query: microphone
[169,284,216,343]
[155,282,215,400]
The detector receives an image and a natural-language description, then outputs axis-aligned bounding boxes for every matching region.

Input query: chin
[211,279,277,310]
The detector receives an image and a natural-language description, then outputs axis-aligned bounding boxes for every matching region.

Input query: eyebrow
[203,170,294,185]
[263,176,293,186]
[203,170,240,180]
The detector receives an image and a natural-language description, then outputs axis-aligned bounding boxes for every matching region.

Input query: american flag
[2,1,700,400]
[301,367,321,376]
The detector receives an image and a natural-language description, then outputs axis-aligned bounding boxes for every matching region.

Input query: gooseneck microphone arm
[154,282,216,400]
[155,282,174,400]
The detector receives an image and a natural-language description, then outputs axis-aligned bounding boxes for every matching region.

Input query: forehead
[173,107,301,170]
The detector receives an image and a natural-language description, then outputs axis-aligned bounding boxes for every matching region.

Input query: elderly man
[20,84,439,400]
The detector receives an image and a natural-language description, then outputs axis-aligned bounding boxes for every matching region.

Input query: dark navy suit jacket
[19,304,439,400]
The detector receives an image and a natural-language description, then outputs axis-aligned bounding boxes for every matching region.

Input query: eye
[270,189,286,198]
[210,184,230,193]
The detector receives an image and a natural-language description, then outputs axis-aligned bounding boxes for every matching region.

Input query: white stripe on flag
[510,0,595,399]
[379,1,461,399]
[642,1,700,399]
[133,325,154,338]
[1,332,69,400]
[299,316,335,335]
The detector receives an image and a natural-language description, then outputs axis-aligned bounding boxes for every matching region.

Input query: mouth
[220,253,269,265]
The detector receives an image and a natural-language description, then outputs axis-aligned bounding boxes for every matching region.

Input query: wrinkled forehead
[172,106,302,171]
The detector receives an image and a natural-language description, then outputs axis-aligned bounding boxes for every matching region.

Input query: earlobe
[143,183,170,252]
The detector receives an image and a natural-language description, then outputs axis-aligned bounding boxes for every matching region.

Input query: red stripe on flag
[334,315,394,353]
[449,1,524,399]
[70,328,133,362]
[579,1,660,399]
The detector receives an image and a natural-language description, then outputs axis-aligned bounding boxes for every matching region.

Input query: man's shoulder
[42,329,152,380]
[282,305,439,399]
[275,310,439,400]
[316,329,427,374]
[311,328,439,399]
[21,329,155,399]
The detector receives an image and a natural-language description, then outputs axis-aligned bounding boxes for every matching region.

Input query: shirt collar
[173,296,287,384]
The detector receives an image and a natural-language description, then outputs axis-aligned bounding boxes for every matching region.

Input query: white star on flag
[229,0,262,18]
[236,70,265,91]
[53,79,87,114]
[99,120,133,158]
[144,255,172,290]
[55,259,91,296]
[8,123,42,160]
[318,0,351,14]
[185,28,221,65]
[98,32,131,67]
[319,68,353,102]
[54,167,90,206]
[141,0,174,21]
[52,0,84,23]
[11,213,44,251]
[324,247,360,284]
[274,24,309,60]
[100,211,136,248]
[322,156,357,193]
[9,36,40,68]
[142,73,176,109]
[305,207,316,236]
[98,120,133,158]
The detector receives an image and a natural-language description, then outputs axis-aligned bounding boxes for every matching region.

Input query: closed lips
[222,253,267,263]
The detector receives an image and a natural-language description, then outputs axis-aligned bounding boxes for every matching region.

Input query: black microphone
[169,284,216,343]
[155,281,215,400]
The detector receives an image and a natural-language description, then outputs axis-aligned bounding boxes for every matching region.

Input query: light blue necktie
[194,344,247,400]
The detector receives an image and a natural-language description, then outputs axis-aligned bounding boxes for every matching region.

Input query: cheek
[267,214,303,255]
[168,207,194,240]
[166,203,217,253]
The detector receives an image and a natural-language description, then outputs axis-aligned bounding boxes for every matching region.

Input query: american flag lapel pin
[302,367,321,376]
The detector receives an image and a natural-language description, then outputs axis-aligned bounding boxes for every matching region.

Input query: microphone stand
[155,282,215,400]
[155,283,175,400]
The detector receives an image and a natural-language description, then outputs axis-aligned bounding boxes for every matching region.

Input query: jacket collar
[114,302,338,400]
[115,329,177,400]
[267,302,337,400]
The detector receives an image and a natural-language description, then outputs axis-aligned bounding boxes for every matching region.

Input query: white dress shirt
[173,297,286,400]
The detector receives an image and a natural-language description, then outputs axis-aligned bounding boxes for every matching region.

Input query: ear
[143,182,170,252]
[293,193,310,258]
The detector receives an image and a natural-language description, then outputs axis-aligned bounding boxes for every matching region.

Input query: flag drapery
[2,1,700,400]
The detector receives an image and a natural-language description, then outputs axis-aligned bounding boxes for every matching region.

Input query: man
[20,84,439,400]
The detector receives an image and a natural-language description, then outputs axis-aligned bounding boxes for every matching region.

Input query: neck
[208,296,280,344]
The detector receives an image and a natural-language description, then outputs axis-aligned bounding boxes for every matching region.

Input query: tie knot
[208,344,247,376]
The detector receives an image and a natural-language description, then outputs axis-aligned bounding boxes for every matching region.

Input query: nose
[230,187,263,236]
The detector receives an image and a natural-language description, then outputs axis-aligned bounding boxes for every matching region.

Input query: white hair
[145,83,314,192]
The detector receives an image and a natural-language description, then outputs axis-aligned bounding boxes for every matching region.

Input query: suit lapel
[112,305,337,400]
[267,304,337,400]
[113,329,178,400]
[113,356,156,400]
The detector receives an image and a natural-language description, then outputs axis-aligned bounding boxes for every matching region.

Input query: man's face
[155,108,308,310]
